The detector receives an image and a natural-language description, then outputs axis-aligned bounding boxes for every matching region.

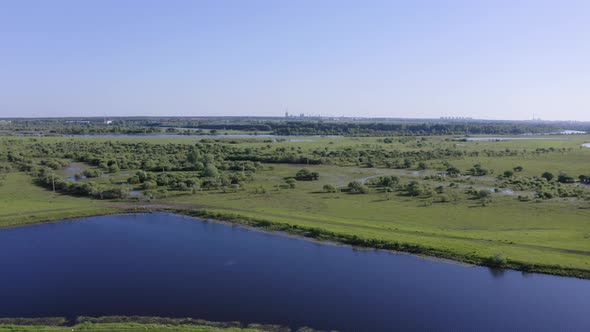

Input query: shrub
[285,178,296,189]
[322,184,337,193]
[486,253,507,268]
[348,181,368,194]
[295,169,319,181]
[557,174,575,183]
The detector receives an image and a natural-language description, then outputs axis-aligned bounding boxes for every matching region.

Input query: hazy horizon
[1,0,589,121]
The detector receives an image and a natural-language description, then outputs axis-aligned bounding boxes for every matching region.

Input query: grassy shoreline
[1,206,589,280]
[0,316,319,332]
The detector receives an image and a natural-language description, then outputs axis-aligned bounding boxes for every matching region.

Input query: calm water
[1,213,589,331]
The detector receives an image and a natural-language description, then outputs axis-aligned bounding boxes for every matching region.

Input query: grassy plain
[0,323,260,332]
[1,134,589,277]
[0,317,301,332]
[0,172,117,228]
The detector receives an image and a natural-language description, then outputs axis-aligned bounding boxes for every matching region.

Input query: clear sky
[1,0,589,120]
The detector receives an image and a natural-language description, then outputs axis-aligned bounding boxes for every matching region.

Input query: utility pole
[52,173,55,192]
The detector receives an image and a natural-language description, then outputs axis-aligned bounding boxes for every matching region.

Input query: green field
[0,317,292,332]
[0,323,260,332]
[1,134,589,278]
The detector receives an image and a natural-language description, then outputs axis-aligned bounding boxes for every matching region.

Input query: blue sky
[1,0,589,120]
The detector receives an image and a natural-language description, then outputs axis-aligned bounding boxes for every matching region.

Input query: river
[0,213,588,331]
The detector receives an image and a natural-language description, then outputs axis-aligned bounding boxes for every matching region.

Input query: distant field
[0,323,259,332]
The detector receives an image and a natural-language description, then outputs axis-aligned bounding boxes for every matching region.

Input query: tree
[187,150,201,163]
[136,170,149,182]
[322,184,336,193]
[446,166,461,176]
[348,181,368,194]
[557,173,575,183]
[503,170,514,178]
[541,172,554,181]
[486,253,507,268]
[203,163,219,178]
[470,164,489,176]
[406,181,424,196]
[476,189,492,206]
[403,158,413,168]
[108,163,119,173]
[141,180,158,190]
[476,189,491,199]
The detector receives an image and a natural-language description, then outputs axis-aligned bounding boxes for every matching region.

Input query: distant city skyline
[1,0,589,121]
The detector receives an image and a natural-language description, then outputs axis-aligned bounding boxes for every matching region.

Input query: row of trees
[5,118,590,137]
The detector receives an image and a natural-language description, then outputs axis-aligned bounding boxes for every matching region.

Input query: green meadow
[1,134,589,277]
[0,323,260,332]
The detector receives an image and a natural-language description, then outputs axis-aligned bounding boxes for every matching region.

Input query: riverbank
[170,208,590,280]
[0,316,316,332]
[2,205,589,280]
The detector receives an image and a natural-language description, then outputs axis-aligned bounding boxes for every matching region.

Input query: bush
[470,164,489,176]
[348,181,368,194]
[446,166,460,176]
[557,174,575,183]
[541,172,554,181]
[295,169,319,181]
[285,178,296,189]
[322,184,337,193]
[141,180,158,190]
[476,190,491,199]
[486,253,507,268]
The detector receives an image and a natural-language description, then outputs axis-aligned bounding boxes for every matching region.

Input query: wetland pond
[0,213,589,331]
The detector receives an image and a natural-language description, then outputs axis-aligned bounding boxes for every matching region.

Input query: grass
[0,316,288,332]
[0,323,259,332]
[0,172,118,228]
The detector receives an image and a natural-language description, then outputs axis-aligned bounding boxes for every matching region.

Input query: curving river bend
[0,213,589,331]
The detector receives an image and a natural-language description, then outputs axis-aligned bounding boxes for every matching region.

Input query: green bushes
[485,253,507,268]
[322,184,337,193]
[405,181,432,197]
[446,166,461,176]
[347,181,368,194]
[557,174,576,183]
[83,169,102,178]
[470,164,489,176]
[295,169,319,181]
[366,175,399,187]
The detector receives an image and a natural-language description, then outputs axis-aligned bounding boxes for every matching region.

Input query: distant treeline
[2,118,590,136]
[188,121,574,136]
